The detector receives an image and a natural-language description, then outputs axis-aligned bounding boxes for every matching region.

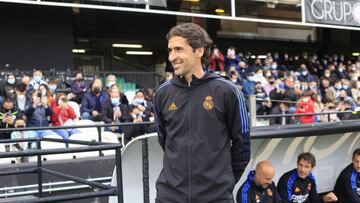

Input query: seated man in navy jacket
[80,79,108,121]
[277,152,337,203]
[237,160,281,203]
[333,148,360,203]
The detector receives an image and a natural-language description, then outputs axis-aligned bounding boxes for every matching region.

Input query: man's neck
[184,67,205,85]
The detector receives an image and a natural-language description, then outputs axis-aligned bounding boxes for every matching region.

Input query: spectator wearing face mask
[69,72,87,104]
[253,69,268,86]
[341,79,352,97]
[14,83,32,114]
[123,105,150,145]
[10,118,30,159]
[101,87,130,133]
[80,79,108,121]
[335,63,349,80]
[224,47,240,72]
[28,70,47,93]
[47,79,58,98]
[241,73,256,97]
[39,84,56,109]
[51,93,80,139]
[0,97,22,139]
[107,80,129,105]
[297,64,316,83]
[269,81,296,106]
[264,76,276,96]
[254,82,271,115]
[2,74,17,101]
[294,91,315,124]
[229,70,242,87]
[25,90,57,139]
[322,69,337,84]
[132,90,152,118]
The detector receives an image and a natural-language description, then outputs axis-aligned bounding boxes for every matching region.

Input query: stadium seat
[100,131,119,156]
[41,134,72,161]
[74,119,99,141]
[69,133,99,159]
[67,101,80,121]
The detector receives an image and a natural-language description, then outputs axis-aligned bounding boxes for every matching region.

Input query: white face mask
[302,97,310,102]
[324,73,330,77]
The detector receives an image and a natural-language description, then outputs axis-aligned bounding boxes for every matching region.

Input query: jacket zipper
[188,83,192,203]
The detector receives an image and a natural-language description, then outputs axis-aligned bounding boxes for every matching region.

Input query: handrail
[0,137,123,203]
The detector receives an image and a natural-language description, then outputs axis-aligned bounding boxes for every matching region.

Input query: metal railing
[249,96,359,126]
[0,137,123,203]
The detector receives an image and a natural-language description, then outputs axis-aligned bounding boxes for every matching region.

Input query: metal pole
[37,139,43,197]
[115,147,124,203]
[97,126,103,157]
[328,112,331,122]
[142,138,149,203]
[249,95,257,127]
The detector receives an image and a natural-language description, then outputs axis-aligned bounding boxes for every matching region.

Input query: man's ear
[195,47,204,58]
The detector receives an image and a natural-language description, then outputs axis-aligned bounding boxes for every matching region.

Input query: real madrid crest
[267,188,273,197]
[203,95,214,110]
[307,183,312,191]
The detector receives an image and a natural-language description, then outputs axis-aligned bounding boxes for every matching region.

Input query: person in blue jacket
[333,148,360,203]
[80,79,108,121]
[277,152,338,203]
[154,23,250,203]
[237,160,281,203]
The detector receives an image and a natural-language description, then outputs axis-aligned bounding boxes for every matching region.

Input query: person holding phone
[51,93,80,139]
[25,90,57,141]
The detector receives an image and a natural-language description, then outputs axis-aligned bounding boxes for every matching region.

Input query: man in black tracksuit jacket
[333,148,360,203]
[154,23,250,203]
[277,152,337,203]
[237,161,281,203]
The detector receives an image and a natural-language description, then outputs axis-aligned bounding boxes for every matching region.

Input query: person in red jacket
[295,91,315,124]
[51,93,80,139]
[208,46,225,73]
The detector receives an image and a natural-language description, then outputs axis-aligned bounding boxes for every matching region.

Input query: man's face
[353,154,360,173]
[34,71,42,78]
[254,170,275,189]
[168,36,202,78]
[297,159,313,179]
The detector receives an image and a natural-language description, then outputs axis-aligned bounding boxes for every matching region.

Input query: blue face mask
[8,79,15,85]
[49,85,57,93]
[34,76,42,83]
[111,98,120,106]
[133,98,146,106]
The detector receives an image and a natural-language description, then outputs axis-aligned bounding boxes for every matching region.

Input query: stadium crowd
[207,47,360,125]
[0,70,156,153]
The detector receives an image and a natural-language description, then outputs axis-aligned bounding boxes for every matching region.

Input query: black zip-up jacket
[277,169,321,203]
[237,170,281,203]
[333,163,360,203]
[154,72,250,203]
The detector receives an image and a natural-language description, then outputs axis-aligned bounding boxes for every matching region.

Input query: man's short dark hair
[166,23,213,66]
[297,152,316,167]
[353,148,360,159]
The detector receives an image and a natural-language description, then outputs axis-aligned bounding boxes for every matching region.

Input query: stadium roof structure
[0,0,360,31]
